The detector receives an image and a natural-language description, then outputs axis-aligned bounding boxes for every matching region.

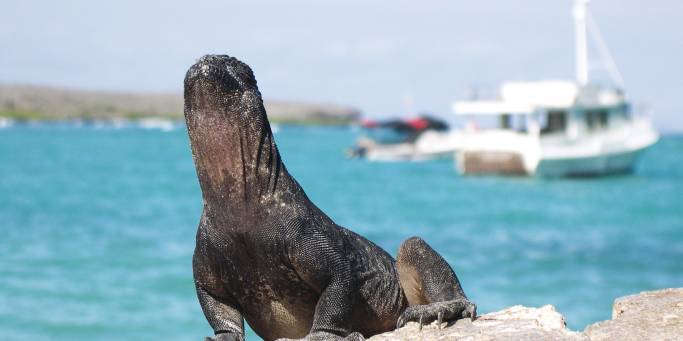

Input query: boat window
[513,115,528,133]
[585,109,609,129]
[612,104,631,120]
[500,114,511,129]
[540,111,567,134]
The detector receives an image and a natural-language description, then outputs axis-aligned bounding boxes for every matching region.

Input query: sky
[1,0,682,132]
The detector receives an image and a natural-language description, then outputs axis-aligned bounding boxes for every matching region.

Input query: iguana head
[184,55,284,219]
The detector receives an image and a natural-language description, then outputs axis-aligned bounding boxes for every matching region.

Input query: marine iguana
[185,55,476,341]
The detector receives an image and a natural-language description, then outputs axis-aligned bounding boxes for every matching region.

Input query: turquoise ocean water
[1,124,681,340]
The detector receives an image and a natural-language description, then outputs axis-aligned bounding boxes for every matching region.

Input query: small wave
[0,117,14,129]
[137,118,178,132]
[90,119,131,130]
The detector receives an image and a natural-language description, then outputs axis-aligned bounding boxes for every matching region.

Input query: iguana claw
[396,299,477,330]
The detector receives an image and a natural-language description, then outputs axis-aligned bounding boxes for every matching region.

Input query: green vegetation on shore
[0,84,360,125]
[0,109,45,121]
[0,109,186,121]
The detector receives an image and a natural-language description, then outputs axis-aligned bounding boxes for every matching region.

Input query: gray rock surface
[585,288,683,341]
[368,305,587,341]
[369,288,683,340]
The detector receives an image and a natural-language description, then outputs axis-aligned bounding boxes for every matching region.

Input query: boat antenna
[586,11,625,88]
[573,0,590,86]
[573,0,625,88]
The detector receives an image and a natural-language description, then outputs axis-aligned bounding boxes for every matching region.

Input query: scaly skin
[184,55,475,341]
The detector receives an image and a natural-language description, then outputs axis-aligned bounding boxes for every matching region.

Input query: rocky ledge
[369,288,683,340]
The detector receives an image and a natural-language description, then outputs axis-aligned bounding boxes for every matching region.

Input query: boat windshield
[360,116,449,144]
[462,113,530,133]
[364,128,415,144]
[540,110,568,134]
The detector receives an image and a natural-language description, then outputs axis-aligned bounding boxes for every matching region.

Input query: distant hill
[0,84,360,125]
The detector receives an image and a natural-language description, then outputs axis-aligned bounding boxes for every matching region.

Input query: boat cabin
[451,81,657,177]
[453,81,631,140]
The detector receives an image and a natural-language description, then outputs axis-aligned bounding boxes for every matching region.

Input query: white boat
[353,130,463,161]
[451,0,658,177]
[349,115,463,161]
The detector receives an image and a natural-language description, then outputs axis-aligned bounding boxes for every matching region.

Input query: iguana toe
[396,299,476,330]
[463,301,477,321]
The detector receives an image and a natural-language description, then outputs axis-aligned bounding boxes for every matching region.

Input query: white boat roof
[453,80,624,115]
[502,81,579,108]
[453,101,535,115]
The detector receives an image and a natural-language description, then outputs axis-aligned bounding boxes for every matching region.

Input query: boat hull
[457,151,529,176]
[455,120,658,178]
[535,147,647,177]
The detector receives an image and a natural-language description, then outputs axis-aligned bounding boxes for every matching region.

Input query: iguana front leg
[197,284,245,341]
[276,231,365,341]
[194,211,245,341]
[395,237,476,329]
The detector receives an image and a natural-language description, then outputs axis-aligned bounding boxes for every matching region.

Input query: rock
[369,288,683,340]
[368,305,587,341]
[585,288,683,341]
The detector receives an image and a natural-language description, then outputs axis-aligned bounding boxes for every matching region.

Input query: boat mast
[573,0,589,86]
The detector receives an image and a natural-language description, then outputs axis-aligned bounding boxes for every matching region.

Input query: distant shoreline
[0,84,360,125]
